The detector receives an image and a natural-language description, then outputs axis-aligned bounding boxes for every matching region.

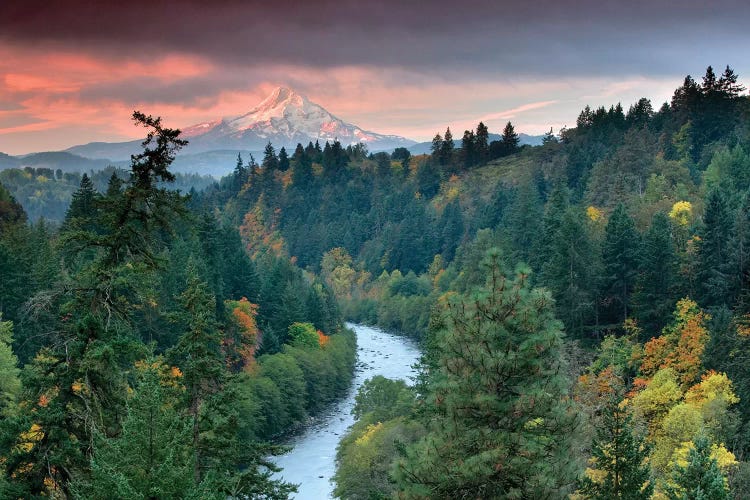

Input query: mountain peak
[148,88,417,158]
[256,86,307,112]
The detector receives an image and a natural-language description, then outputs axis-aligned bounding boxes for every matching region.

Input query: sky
[1,0,750,155]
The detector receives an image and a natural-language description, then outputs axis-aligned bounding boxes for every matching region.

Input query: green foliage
[0,316,20,415]
[334,417,424,500]
[395,251,580,498]
[287,321,320,349]
[334,376,421,500]
[601,203,641,325]
[698,188,734,309]
[665,435,729,500]
[579,397,654,500]
[353,375,415,422]
[71,362,195,499]
[634,212,679,336]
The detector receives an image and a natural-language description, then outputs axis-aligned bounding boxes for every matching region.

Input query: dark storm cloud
[76,72,267,106]
[2,0,750,77]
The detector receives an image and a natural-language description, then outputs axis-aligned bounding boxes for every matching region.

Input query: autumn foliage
[239,203,286,259]
[640,298,710,388]
[225,297,261,371]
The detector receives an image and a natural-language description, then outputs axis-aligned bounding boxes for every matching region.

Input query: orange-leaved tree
[225,297,261,372]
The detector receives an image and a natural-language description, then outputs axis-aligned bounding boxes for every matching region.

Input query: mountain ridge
[67,87,416,161]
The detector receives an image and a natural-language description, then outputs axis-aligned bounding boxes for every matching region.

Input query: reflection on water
[270,323,421,499]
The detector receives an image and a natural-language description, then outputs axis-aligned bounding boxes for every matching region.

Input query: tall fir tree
[439,127,454,166]
[601,204,641,325]
[475,121,489,163]
[698,188,733,309]
[71,362,195,499]
[664,435,729,500]
[461,129,476,170]
[277,146,289,172]
[578,397,653,500]
[543,207,598,337]
[633,212,678,336]
[501,121,520,154]
[396,251,580,498]
[170,263,224,484]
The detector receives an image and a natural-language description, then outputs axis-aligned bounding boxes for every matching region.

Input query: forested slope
[3,64,750,498]
[182,65,750,499]
[0,113,352,498]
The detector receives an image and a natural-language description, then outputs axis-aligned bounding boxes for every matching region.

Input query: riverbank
[271,323,421,499]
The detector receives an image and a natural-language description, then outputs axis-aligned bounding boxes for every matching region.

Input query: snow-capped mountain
[182,86,415,152]
[66,87,415,161]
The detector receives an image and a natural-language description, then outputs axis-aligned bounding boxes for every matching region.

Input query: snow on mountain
[180,86,414,152]
[66,87,415,162]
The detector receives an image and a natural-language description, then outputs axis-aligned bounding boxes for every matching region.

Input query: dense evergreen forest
[2,65,750,498]
[0,113,352,498]
[0,166,215,223]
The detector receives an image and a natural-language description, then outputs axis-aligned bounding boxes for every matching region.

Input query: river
[271,323,421,499]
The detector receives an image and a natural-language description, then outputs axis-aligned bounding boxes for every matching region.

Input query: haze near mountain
[67,87,415,161]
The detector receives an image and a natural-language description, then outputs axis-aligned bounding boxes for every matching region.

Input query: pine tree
[439,199,464,262]
[542,127,558,145]
[278,146,290,171]
[734,193,750,314]
[232,152,248,192]
[262,142,279,172]
[579,397,653,500]
[664,435,729,500]
[430,132,443,161]
[291,143,313,188]
[2,112,187,496]
[633,212,678,336]
[501,121,520,154]
[461,130,476,169]
[698,188,733,309]
[439,127,454,166]
[170,263,224,484]
[396,251,580,498]
[505,181,543,266]
[601,204,641,325]
[543,207,598,337]
[475,121,489,163]
[537,183,570,283]
[71,362,195,499]
[0,316,20,416]
[62,173,97,228]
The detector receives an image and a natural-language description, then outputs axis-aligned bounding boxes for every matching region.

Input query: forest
[1,65,750,498]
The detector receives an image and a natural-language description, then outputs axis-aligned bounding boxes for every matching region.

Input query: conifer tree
[698,188,733,309]
[543,207,598,336]
[734,193,750,314]
[170,263,224,484]
[664,435,729,500]
[634,212,678,336]
[430,132,443,162]
[72,362,195,499]
[62,173,97,228]
[396,251,580,498]
[439,127,454,166]
[278,146,289,171]
[601,204,641,324]
[461,130,476,169]
[291,143,313,188]
[579,397,653,500]
[475,121,489,163]
[232,152,248,192]
[0,316,20,416]
[2,111,187,496]
[502,121,520,154]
